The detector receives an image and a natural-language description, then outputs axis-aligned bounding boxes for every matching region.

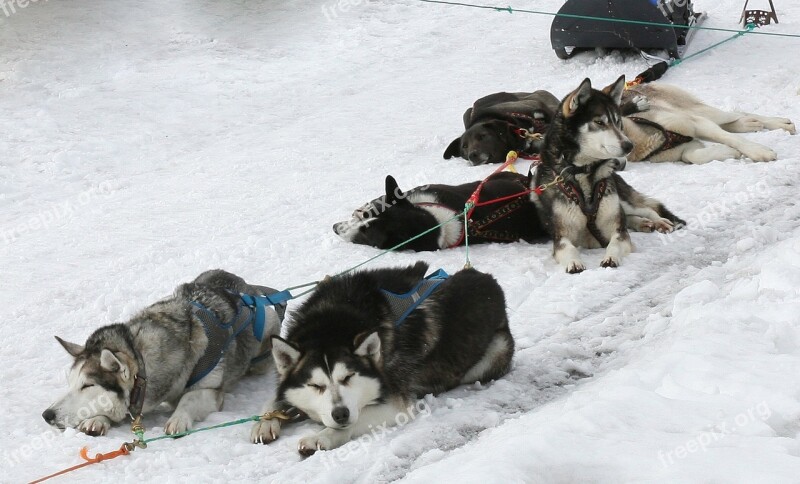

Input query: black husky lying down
[333,171,684,252]
[443,91,560,164]
[333,172,547,251]
[250,262,513,455]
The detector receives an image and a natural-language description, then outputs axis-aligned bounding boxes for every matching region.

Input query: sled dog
[447,83,794,165]
[43,270,283,436]
[621,82,795,163]
[333,172,546,251]
[531,76,686,273]
[333,170,683,252]
[443,90,560,164]
[250,262,513,455]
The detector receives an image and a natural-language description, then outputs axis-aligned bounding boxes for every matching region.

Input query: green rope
[140,415,261,444]
[283,281,320,299]
[415,0,800,39]
[463,203,473,269]
[671,23,755,66]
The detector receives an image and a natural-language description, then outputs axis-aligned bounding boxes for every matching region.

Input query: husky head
[42,327,137,434]
[553,75,633,165]
[271,331,384,429]
[443,119,518,165]
[332,176,441,251]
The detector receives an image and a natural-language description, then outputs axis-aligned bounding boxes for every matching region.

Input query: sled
[550,0,705,60]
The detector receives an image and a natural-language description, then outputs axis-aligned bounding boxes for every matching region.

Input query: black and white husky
[333,172,546,251]
[333,171,682,253]
[250,262,513,455]
[43,270,283,436]
[532,76,686,273]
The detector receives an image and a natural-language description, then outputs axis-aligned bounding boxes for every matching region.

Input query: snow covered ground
[2,0,800,482]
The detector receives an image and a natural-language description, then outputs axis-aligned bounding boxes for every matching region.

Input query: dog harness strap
[628,116,694,159]
[239,288,289,343]
[467,198,526,242]
[555,171,610,247]
[187,301,256,387]
[128,349,147,419]
[185,287,289,388]
[381,269,449,326]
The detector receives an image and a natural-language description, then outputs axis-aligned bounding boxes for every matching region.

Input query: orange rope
[29,445,130,484]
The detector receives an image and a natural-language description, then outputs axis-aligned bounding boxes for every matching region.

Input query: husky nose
[468,151,488,165]
[621,140,634,154]
[42,409,56,424]
[331,407,350,425]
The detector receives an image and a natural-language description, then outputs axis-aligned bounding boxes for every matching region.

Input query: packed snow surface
[2,0,800,482]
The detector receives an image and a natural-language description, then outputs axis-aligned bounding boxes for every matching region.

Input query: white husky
[622,83,796,164]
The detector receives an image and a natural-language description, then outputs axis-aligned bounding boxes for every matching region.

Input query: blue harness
[185,270,449,387]
[381,269,449,326]
[186,289,291,388]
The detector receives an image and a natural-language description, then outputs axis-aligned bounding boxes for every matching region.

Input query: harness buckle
[260,410,293,422]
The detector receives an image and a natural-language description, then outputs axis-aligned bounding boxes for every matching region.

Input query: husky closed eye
[81,384,95,390]
[308,383,326,393]
[340,373,354,385]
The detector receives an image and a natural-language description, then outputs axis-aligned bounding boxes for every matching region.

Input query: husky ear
[384,175,410,207]
[443,137,462,159]
[385,175,402,200]
[602,75,626,106]
[100,349,131,380]
[55,336,84,357]
[271,336,301,377]
[563,78,593,117]
[354,331,382,365]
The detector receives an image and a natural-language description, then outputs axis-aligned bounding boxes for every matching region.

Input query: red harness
[447,151,538,248]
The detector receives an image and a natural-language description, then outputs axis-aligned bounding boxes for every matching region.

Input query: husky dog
[450,84,794,165]
[42,270,283,436]
[333,171,682,253]
[532,76,686,273]
[621,83,795,164]
[250,262,513,455]
[444,90,653,165]
[332,172,546,251]
[443,90,560,164]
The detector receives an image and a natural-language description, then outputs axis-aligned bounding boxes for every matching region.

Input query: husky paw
[165,413,193,435]
[635,219,656,233]
[78,416,111,437]
[565,260,586,274]
[631,95,650,112]
[600,257,619,268]
[741,143,777,162]
[298,433,332,457]
[251,418,282,444]
[652,218,675,233]
[763,118,796,134]
[729,116,764,133]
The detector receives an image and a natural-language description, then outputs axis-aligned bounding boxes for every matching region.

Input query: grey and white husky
[532,76,686,273]
[42,270,283,436]
[448,83,794,165]
[250,262,513,455]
